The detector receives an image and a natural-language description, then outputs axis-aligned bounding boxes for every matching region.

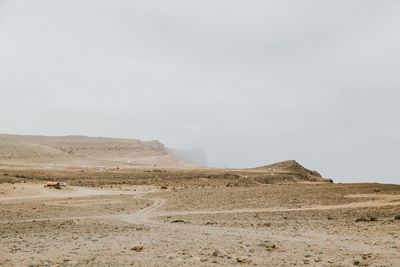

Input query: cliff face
[167,148,208,167]
[0,134,188,168]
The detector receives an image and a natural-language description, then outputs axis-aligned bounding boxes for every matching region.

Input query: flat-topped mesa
[0,134,187,168]
[253,160,330,183]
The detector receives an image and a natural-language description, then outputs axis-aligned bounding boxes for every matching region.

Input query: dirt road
[1,183,400,266]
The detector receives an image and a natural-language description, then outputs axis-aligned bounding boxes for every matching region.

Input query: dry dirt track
[1,183,400,266]
[155,194,400,217]
[0,186,154,225]
[119,190,400,266]
[3,187,399,225]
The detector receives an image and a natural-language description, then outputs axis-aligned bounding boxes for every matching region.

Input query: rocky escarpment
[0,134,188,168]
[253,160,332,183]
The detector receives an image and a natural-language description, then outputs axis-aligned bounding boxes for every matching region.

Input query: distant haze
[0,1,399,184]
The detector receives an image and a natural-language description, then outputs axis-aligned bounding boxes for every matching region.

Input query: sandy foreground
[0,180,399,267]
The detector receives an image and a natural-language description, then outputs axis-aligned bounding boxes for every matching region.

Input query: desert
[0,135,399,266]
[2,2,400,266]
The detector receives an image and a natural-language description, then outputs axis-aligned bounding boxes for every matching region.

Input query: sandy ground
[1,136,396,266]
[0,181,399,267]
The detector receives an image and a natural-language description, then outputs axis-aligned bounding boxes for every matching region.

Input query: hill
[252,160,330,183]
[0,135,330,183]
[0,134,190,168]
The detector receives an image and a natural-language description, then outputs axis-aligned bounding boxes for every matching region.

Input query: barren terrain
[0,169,399,266]
[0,134,189,168]
[0,135,399,266]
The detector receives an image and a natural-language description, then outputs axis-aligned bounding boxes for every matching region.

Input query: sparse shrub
[226,182,238,187]
[355,215,377,222]
[223,173,240,179]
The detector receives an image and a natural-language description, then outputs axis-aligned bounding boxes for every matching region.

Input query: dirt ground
[0,171,399,266]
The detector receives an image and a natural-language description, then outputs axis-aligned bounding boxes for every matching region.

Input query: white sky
[0,0,399,183]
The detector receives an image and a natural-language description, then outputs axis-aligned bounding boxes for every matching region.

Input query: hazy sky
[1,1,399,184]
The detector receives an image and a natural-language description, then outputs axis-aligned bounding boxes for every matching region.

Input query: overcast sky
[0,0,399,184]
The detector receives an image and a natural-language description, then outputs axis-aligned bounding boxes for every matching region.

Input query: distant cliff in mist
[167,148,208,167]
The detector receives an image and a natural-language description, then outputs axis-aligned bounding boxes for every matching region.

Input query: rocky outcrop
[253,160,330,183]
